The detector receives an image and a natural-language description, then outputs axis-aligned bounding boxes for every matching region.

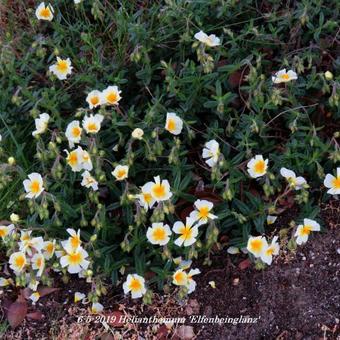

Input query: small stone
[232,278,240,286]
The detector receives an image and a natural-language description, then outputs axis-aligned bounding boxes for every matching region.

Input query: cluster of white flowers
[0,3,328,313]
[247,217,321,266]
[146,199,217,247]
[0,220,92,304]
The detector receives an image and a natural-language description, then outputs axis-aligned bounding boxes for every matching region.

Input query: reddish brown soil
[192,227,339,339]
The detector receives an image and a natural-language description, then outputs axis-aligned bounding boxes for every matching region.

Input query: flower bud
[131,128,144,140]
[7,157,16,165]
[10,213,20,223]
[324,71,333,80]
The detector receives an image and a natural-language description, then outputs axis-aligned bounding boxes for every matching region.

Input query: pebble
[336,248,340,255]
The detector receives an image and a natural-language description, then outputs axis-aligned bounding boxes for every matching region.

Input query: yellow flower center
[15,255,25,268]
[332,177,340,189]
[198,206,209,219]
[288,177,297,186]
[0,229,7,237]
[46,243,54,254]
[30,180,41,194]
[22,234,30,241]
[166,118,176,131]
[117,169,126,178]
[36,257,43,268]
[180,226,192,240]
[152,227,166,242]
[56,60,68,73]
[129,278,142,292]
[106,92,118,104]
[280,73,290,80]
[174,271,186,285]
[152,184,165,198]
[266,247,274,256]
[68,152,78,166]
[254,160,265,174]
[143,192,152,204]
[85,176,95,185]
[83,153,90,162]
[300,225,312,236]
[90,96,99,106]
[250,239,263,252]
[87,122,98,132]
[39,7,51,18]
[72,127,81,137]
[69,252,82,265]
[70,236,81,249]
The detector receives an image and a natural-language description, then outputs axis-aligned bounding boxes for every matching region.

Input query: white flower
[173,217,198,247]
[112,165,129,181]
[61,228,82,253]
[123,274,146,299]
[194,30,220,47]
[65,121,82,148]
[9,252,27,273]
[74,292,86,303]
[31,253,45,277]
[19,232,44,255]
[91,302,104,314]
[0,224,15,239]
[247,236,267,258]
[29,292,40,303]
[86,90,103,109]
[280,167,307,190]
[32,113,50,137]
[80,149,93,171]
[136,183,156,211]
[272,69,298,84]
[202,139,220,167]
[189,199,217,226]
[145,175,172,202]
[247,155,268,178]
[172,269,188,286]
[324,168,340,195]
[186,268,201,294]
[267,215,277,225]
[131,128,144,140]
[295,218,320,245]
[146,222,171,246]
[49,57,73,80]
[35,2,54,21]
[82,114,104,134]
[81,171,98,191]
[165,112,183,135]
[60,246,90,274]
[102,85,122,105]
[65,146,92,172]
[23,172,44,199]
[260,236,280,265]
[43,240,56,260]
[74,0,83,4]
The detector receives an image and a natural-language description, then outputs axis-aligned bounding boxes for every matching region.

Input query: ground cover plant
[0,0,339,334]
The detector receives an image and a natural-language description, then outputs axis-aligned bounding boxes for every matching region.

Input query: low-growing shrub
[0,0,339,306]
